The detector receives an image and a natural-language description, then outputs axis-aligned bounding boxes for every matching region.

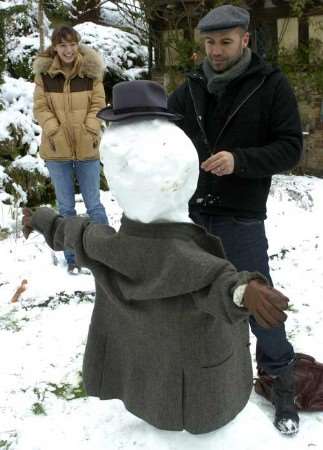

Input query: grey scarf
[202,47,252,97]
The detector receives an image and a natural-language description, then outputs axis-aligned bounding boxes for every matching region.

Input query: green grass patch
[31,402,46,415]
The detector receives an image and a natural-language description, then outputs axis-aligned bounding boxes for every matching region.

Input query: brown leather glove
[243,279,289,329]
[22,207,34,239]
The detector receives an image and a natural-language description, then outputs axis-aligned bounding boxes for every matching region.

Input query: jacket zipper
[188,75,266,153]
[214,76,266,148]
[64,77,75,158]
[187,78,211,151]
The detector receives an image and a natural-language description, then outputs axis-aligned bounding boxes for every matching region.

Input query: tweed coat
[33,45,106,161]
[31,207,260,434]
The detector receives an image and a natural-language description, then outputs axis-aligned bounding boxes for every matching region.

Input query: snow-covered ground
[0,175,323,450]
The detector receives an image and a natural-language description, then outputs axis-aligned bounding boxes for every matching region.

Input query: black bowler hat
[97,80,182,122]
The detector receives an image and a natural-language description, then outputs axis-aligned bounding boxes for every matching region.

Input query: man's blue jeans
[46,160,108,265]
[190,212,295,375]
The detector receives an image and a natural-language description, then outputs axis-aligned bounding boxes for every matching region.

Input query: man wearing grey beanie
[168,3,302,436]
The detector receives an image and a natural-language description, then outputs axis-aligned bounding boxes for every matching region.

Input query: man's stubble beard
[208,47,244,73]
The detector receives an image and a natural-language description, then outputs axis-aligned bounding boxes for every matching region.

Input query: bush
[5,157,55,207]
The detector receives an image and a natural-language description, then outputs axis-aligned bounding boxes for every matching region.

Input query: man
[168,4,302,435]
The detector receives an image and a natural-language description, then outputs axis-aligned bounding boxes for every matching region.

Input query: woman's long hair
[38,26,81,58]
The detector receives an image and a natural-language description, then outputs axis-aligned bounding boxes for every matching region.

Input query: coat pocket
[183,350,252,433]
[49,127,72,157]
[74,124,100,159]
[198,315,234,369]
[201,350,233,369]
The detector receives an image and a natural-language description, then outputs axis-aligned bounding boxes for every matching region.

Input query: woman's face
[54,38,78,66]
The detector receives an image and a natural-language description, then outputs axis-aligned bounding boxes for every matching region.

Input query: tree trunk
[38,0,45,52]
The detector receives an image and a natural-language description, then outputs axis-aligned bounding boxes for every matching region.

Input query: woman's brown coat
[31,208,259,434]
[33,45,106,160]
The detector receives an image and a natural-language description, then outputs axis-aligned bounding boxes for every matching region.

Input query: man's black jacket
[168,53,303,219]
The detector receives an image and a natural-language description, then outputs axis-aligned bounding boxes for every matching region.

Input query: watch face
[233,284,247,306]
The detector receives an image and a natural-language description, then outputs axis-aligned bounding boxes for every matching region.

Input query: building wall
[277,17,298,50]
[309,15,323,41]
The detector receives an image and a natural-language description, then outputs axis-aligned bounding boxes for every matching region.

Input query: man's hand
[22,208,34,239]
[243,279,289,329]
[201,151,234,176]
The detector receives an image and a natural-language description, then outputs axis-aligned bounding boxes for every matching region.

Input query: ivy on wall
[277,40,323,99]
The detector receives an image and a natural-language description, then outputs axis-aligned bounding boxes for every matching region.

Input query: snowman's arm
[192,263,267,324]
[31,207,115,269]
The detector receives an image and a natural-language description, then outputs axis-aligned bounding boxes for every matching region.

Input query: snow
[100,1,132,28]
[7,34,50,66]
[0,0,18,9]
[0,165,9,187]
[0,75,41,154]
[101,118,199,223]
[11,155,48,178]
[1,175,323,449]
[75,22,148,79]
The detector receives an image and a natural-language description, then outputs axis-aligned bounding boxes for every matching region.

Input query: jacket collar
[33,44,104,81]
[48,52,82,79]
[119,215,209,240]
[95,216,226,301]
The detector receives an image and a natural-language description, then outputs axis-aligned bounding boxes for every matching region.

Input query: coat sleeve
[33,75,60,137]
[167,83,190,133]
[31,207,115,269]
[84,79,106,135]
[232,74,303,178]
[192,264,267,324]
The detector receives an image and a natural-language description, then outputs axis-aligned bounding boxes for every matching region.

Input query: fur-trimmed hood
[33,44,105,81]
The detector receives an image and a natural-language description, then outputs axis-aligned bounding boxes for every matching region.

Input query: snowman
[23,80,290,435]
[98,80,199,224]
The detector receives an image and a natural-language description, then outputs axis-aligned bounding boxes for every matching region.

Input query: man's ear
[242,32,250,49]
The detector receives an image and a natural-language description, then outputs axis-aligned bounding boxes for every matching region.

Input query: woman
[33,26,108,274]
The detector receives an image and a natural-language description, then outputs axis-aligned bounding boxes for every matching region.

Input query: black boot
[272,364,299,435]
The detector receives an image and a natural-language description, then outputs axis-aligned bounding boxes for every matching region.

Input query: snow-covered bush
[7,34,47,81]
[5,155,55,207]
[0,2,30,83]
[0,76,46,205]
[0,75,40,159]
[75,22,148,95]
[5,1,50,81]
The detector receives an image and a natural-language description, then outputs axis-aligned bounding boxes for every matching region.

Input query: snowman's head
[100,118,199,223]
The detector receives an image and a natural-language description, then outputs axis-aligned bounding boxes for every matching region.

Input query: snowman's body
[79,117,254,433]
[31,114,254,433]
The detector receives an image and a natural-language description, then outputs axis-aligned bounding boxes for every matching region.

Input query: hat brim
[97,107,182,122]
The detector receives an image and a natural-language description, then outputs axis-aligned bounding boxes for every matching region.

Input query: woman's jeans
[190,212,295,376]
[46,160,108,265]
